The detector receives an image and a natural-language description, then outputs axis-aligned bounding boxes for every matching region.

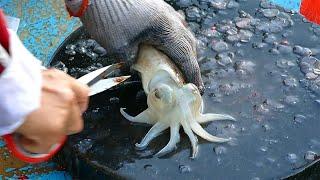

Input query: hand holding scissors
[3,63,130,163]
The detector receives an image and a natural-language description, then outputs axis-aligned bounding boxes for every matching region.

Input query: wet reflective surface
[51,0,319,179]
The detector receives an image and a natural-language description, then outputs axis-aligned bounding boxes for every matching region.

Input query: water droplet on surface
[144,164,153,170]
[286,153,298,164]
[86,51,99,60]
[293,46,312,56]
[185,6,202,22]
[109,97,120,104]
[304,151,317,161]
[272,16,293,28]
[277,45,292,54]
[301,56,318,64]
[68,57,75,61]
[293,114,306,124]
[210,0,228,9]
[52,61,68,73]
[299,62,313,74]
[238,9,249,18]
[283,77,297,87]
[263,34,277,44]
[256,21,283,33]
[264,99,285,109]
[260,0,276,9]
[284,95,299,105]
[86,39,97,48]
[262,124,271,131]
[201,28,220,38]
[75,139,93,153]
[214,146,227,155]
[234,60,256,77]
[179,165,191,173]
[239,30,253,42]
[93,46,107,56]
[92,107,100,113]
[216,53,233,67]
[217,157,222,164]
[226,27,238,36]
[76,40,87,48]
[252,42,268,49]
[261,9,279,18]
[216,23,232,33]
[65,49,76,56]
[66,44,76,50]
[305,72,318,80]
[260,146,268,152]
[226,34,240,42]
[314,60,320,69]
[269,48,280,55]
[176,0,193,8]
[212,41,229,52]
[77,46,88,54]
[264,139,279,145]
[266,157,276,164]
[227,0,239,9]
[314,69,320,76]
[236,18,251,29]
[276,59,295,69]
[254,104,269,114]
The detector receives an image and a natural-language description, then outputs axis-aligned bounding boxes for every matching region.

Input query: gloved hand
[65,0,205,93]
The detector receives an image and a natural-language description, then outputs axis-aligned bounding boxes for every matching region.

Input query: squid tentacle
[179,97,200,158]
[135,121,169,150]
[190,121,230,142]
[181,119,198,158]
[197,113,236,124]
[120,108,155,124]
[155,122,180,157]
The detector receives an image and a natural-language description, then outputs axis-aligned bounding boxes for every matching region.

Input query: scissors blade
[89,76,131,96]
[77,62,124,86]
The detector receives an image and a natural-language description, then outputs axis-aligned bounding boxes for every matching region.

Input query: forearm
[0,29,42,135]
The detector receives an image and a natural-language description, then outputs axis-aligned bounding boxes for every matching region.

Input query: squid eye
[154,89,161,99]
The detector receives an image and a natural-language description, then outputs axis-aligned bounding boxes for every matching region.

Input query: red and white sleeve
[0,10,10,74]
[0,10,42,136]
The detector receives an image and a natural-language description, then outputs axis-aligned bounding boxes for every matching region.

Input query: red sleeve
[0,10,10,74]
[300,0,320,25]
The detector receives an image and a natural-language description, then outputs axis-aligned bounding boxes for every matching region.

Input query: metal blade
[77,63,124,86]
[89,76,131,96]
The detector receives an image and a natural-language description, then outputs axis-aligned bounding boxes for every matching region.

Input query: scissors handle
[2,134,67,163]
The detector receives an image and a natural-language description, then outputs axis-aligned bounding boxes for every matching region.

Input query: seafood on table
[120,45,236,158]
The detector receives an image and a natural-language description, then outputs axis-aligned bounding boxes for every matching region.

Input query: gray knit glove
[65,0,204,93]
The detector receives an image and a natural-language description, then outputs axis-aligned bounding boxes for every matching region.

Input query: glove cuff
[66,0,90,17]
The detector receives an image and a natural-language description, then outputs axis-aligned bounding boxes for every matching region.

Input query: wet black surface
[51,0,320,179]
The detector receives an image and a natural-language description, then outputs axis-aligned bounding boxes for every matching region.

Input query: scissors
[2,62,130,163]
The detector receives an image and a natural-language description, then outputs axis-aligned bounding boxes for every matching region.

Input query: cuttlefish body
[120,45,235,158]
